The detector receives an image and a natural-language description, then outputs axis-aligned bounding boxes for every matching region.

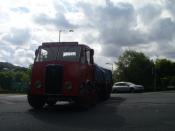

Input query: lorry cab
[28,42,98,109]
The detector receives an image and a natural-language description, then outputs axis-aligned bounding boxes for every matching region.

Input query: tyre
[100,87,111,101]
[91,89,98,106]
[76,83,97,109]
[103,91,110,101]
[130,88,135,93]
[27,93,45,109]
[76,88,91,109]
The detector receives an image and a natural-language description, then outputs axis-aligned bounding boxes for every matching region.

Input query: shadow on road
[28,96,126,130]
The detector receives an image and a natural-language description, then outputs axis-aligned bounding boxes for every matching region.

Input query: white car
[112,82,144,93]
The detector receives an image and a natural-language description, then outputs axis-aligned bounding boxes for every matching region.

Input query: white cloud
[13,49,34,66]
[0,0,175,68]
[2,28,31,45]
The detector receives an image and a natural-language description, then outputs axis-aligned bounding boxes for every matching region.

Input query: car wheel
[130,88,135,93]
[27,93,45,109]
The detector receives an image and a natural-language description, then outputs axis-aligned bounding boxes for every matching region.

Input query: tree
[155,59,175,90]
[0,64,33,93]
[113,50,154,91]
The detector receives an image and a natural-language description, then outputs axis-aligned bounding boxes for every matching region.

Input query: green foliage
[113,50,154,91]
[0,64,32,93]
[155,59,175,90]
[113,50,175,91]
[155,59,174,76]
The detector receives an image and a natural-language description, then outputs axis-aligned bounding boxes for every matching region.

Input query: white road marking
[5,95,26,98]
[0,94,26,104]
[0,100,15,104]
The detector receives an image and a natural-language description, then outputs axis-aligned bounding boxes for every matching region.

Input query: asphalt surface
[0,91,175,131]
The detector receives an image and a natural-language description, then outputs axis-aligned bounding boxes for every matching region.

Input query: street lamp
[106,63,113,72]
[58,29,74,42]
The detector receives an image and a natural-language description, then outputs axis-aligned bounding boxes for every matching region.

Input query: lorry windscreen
[35,46,81,62]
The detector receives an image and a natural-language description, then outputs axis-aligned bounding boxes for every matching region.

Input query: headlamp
[65,81,72,91]
[35,81,42,88]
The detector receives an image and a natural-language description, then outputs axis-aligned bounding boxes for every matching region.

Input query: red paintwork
[30,44,93,97]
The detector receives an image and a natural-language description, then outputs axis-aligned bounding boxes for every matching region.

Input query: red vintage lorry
[27,42,112,109]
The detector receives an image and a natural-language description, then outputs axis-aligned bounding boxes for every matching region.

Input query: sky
[0,0,175,69]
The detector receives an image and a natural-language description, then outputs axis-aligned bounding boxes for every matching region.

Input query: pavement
[0,91,175,131]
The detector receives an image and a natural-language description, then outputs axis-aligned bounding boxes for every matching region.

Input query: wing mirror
[90,49,94,56]
[90,49,94,64]
[35,49,39,56]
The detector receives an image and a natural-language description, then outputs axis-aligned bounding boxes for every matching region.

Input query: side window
[86,50,90,64]
[123,83,128,86]
[80,48,86,64]
[117,83,124,86]
[36,49,48,61]
[41,49,48,58]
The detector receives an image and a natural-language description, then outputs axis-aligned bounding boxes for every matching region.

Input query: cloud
[33,0,78,29]
[153,41,175,61]
[10,7,30,13]
[0,12,10,23]
[78,1,175,61]
[0,43,34,66]
[149,18,175,42]
[138,4,162,24]
[78,2,149,57]
[33,12,77,29]
[2,28,31,45]
[79,2,136,28]
[166,0,175,18]
[1,0,175,68]
[101,44,122,57]
[13,49,34,66]
[0,27,33,67]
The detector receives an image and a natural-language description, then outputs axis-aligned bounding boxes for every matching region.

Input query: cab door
[85,49,94,81]
[79,48,94,83]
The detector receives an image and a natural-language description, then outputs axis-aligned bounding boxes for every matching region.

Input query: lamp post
[58,30,62,42]
[58,29,74,42]
[152,56,158,91]
[153,62,157,91]
[106,63,113,72]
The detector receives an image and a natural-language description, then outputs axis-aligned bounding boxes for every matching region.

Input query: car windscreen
[35,46,81,62]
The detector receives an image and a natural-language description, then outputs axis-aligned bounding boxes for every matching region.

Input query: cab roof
[41,42,90,49]
[42,42,78,46]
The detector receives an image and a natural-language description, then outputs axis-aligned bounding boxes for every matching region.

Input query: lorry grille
[45,64,63,94]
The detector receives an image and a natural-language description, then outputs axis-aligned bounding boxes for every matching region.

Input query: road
[0,92,175,131]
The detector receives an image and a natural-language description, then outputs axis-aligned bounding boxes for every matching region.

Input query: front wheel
[76,84,97,109]
[27,93,45,109]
